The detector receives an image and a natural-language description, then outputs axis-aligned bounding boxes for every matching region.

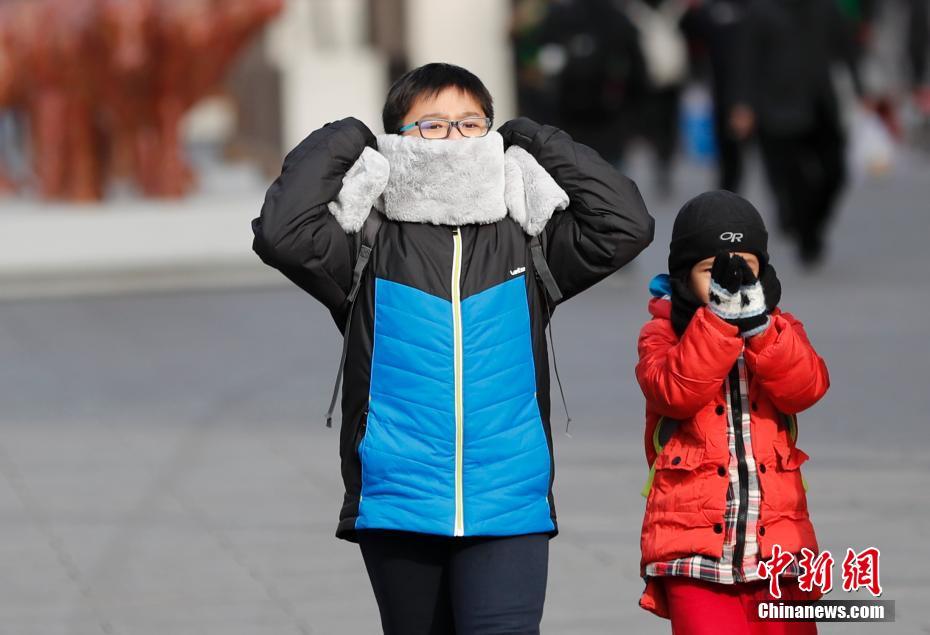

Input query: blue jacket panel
[358,277,456,534]
[358,275,553,536]
[461,276,553,535]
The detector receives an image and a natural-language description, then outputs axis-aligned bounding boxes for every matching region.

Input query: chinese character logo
[757,544,796,599]
[798,547,835,594]
[842,547,882,597]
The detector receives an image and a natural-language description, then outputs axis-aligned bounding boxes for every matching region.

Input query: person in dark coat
[682,0,751,192]
[626,0,690,196]
[533,0,645,166]
[894,0,929,113]
[251,62,654,634]
[730,0,862,266]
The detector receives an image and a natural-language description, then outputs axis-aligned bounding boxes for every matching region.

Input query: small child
[636,190,830,634]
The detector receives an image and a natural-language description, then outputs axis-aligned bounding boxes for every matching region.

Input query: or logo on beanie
[719,231,744,243]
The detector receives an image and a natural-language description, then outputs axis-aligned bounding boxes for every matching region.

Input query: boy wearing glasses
[252,62,654,634]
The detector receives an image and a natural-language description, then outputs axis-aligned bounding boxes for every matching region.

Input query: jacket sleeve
[744,311,830,414]
[498,117,654,304]
[251,117,376,325]
[636,308,744,419]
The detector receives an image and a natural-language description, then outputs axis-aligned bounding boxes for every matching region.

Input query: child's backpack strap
[641,417,681,497]
[528,233,563,303]
[528,232,572,434]
[324,209,383,427]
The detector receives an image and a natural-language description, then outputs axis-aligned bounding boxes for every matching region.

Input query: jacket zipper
[451,227,465,536]
[728,363,750,581]
[355,408,369,453]
[355,408,369,504]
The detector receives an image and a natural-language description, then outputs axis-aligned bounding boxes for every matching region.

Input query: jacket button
[759,526,766,537]
[713,523,723,534]
[717,466,726,477]
[759,463,767,474]
[715,405,725,416]
[671,456,682,466]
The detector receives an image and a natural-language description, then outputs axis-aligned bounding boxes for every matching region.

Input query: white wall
[265,0,387,147]
[405,0,516,123]
[264,0,517,148]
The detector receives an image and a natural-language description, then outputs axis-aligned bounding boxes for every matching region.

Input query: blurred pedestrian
[905,0,929,109]
[730,0,863,266]
[636,190,830,632]
[682,0,751,192]
[626,0,690,196]
[533,0,645,166]
[509,0,559,124]
[906,0,930,150]
[251,63,654,634]
[853,0,930,148]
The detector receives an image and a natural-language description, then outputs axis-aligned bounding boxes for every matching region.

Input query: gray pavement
[1,152,929,634]
[0,161,274,300]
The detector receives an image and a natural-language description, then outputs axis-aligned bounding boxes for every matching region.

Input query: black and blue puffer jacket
[252,116,654,541]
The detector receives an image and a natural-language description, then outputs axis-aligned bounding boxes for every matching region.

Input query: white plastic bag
[848,106,895,179]
[627,0,688,88]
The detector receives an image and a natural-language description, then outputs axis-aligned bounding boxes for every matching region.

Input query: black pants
[712,96,744,193]
[639,87,682,170]
[757,106,846,263]
[358,530,549,635]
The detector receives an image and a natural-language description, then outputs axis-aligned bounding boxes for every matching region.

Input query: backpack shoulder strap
[529,233,563,304]
[325,208,383,427]
[347,208,383,303]
[528,232,572,433]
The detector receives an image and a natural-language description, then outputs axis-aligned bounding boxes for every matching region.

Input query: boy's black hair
[382,63,494,134]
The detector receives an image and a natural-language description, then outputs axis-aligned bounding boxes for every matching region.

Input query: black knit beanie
[668,190,769,279]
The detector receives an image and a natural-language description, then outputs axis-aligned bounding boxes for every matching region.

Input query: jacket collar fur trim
[327,131,568,236]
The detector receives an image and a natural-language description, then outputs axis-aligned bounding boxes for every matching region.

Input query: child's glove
[708,253,770,337]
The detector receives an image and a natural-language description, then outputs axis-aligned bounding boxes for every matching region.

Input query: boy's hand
[708,253,770,337]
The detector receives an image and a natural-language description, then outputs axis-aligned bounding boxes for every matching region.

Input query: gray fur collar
[376,131,508,227]
[327,131,568,236]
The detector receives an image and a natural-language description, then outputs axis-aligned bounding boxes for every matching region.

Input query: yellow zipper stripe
[451,228,465,536]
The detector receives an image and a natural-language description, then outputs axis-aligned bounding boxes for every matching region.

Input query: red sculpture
[0,0,283,201]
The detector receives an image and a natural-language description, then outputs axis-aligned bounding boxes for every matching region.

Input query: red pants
[664,577,817,635]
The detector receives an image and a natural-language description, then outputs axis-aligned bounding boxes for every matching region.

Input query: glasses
[398,116,492,139]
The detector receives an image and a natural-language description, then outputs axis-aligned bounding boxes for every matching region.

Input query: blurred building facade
[0,0,516,201]
[2,0,925,203]
[239,0,516,160]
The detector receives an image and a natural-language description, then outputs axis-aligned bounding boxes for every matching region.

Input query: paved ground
[1,150,928,634]
[0,160,274,300]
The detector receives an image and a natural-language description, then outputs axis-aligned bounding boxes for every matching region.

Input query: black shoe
[799,238,825,269]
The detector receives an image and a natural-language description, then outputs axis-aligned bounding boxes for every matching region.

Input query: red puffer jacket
[636,296,829,617]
